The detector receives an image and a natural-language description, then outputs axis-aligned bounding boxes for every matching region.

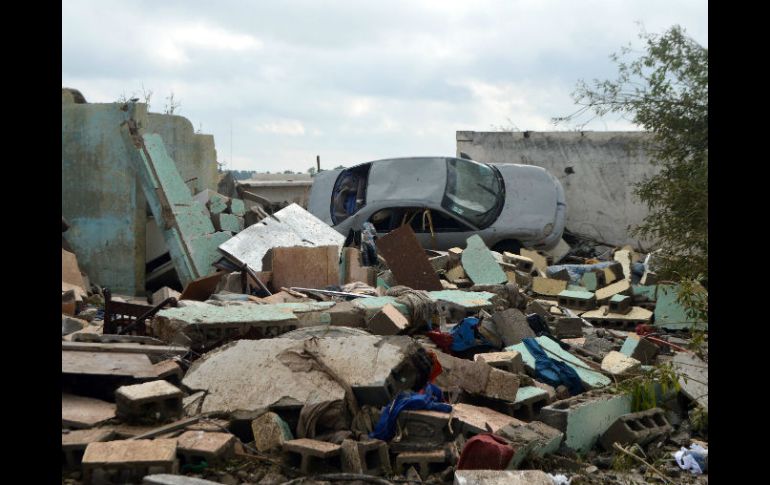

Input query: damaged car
[307,156,566,253]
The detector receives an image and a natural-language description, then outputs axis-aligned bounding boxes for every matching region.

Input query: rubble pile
[63,207,708,484]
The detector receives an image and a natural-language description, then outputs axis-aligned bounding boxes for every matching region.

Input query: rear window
[330,163,371,225]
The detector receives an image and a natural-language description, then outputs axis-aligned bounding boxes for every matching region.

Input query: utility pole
[316,155,320,172]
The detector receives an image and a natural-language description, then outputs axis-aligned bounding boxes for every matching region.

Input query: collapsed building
[62,88,708,485]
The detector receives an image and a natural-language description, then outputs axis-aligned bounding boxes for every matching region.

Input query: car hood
[489,163,563,238]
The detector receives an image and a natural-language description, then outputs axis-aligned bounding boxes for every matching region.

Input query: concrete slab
[218,203,344,271]
[462,235,507,285]
[491,308,535,347]
[506,336,611,389]
[62,351,156,379]
[619,334,659,364]
[182,336,426,418]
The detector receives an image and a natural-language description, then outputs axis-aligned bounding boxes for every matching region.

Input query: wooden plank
[128,416,203,440]
[269,246,340,290]
[62,341,189,358]
[179,270,227,301]
[62,351,156,378]
[62,393,117,429]
[377,225,442,291]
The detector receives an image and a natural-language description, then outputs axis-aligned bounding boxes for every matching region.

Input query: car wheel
[492,239,522,255]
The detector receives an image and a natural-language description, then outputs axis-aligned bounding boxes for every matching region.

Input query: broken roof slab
[218,203,345,271]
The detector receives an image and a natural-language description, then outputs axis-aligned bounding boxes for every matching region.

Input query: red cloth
[635,324,655,336]
[426,330,453,354]
[457,434,514,470]
[426,350,443,383]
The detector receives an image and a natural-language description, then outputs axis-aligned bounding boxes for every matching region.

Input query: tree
[557,25,707,287]
[307,167,317,176]
[164,92,181,115]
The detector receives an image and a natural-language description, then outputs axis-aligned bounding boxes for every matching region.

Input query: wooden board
[62,393,117,429]
[179,271,227,301]
[62,341,188,358]
[62,351,156,378]
[269,246,340,290]
[377,225,442,291]
[62,249,86,290]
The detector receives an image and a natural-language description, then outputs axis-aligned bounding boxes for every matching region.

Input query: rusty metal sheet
[377,225,442,291]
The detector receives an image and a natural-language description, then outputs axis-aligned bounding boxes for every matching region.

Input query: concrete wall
[145,113,219,195]
[62,100,148,295]
[456,131,658,248]
[62,89,222,295]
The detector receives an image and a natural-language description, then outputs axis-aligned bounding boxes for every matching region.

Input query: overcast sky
[62,0,707,173]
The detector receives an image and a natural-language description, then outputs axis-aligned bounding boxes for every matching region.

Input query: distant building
[237,173,314,209]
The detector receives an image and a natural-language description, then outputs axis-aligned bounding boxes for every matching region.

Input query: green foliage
[617,362,681,412]
[558,25,708,283]
[689,406,708,436]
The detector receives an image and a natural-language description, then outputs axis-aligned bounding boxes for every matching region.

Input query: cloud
[62,0,707,172]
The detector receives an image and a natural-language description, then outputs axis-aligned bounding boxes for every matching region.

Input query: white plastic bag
[674,443,708,475]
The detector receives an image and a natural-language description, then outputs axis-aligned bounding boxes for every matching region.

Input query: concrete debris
[182,335,429,418]
[461,235,508,285]
[61,98,707,483]
[218,203,345,271]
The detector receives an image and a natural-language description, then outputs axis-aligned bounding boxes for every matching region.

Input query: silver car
[307,157,566,253]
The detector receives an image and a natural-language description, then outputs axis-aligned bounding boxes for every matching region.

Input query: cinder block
[62,428,115,470]
[176,431,235,464]
[151,287,181,306]
[115,381,183,423]
[553,317,583,338]
[502,252,534,274]
[283,438,342,474]
[511,386,551,422]
[599,408,672,450]
[395,449,449,479]
[557,290,597,311]
[367,303,409,335]
[484,368,520,402]
[491,308,535,346]
[619,334,659,365]
[609,294,632,314]
[498,420,563,468]
[341,439,391,475]
[539,391,632,453]
[251,412,294,453]
[394,410,454,452]
[82,439,178,484]
[474,351,524,374]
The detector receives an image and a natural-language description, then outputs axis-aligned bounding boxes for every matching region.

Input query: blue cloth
[450,317,480,352]
[546,262,614,284]
[370,383,452,441]
[522,337,584,396]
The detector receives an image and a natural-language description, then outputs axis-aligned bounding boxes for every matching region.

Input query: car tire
[492,239,522,255]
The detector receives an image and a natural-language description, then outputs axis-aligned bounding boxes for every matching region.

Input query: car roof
[364,157,453,205]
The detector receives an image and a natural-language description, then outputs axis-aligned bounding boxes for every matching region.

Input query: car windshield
[442,158,504,228]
